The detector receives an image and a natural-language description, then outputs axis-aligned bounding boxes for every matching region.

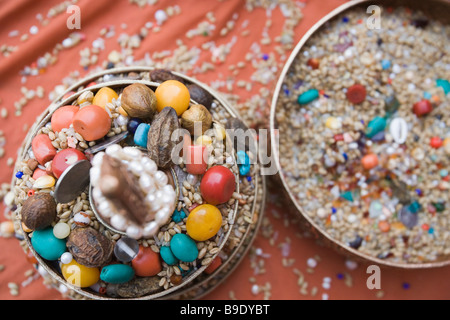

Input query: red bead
[307,58,320,69]
[131,246,161,277]
[334,134,344,142]
[421,224,430,231]
[185,144,208,175]
[27,189,35,197]
[204,256,222,275]
[200,166,236,205]
[31,134,57,165]
[346,84,366,104]
[52,148,87,178]
[430,137,443,149]
[412,100,432,117]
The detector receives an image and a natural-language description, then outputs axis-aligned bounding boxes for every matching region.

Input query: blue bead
[172,209,186,223]
[436,79,450,95]
[262,54,269,61]
[402,282,410,290]
[428,228,434,234]
[337,273,344,279]
[236,150,251,176]
[127,118,142,134]
[100,264,135,284]
[331,207,337,214]
[170,234,198,262]
[15,171,24,179]
[342,153,348,161]
[239,164,251,176]
[298,89,319,105]
[246,176,252,182]
[381,59,391,70]
[342,17,349,23]
[133,123,150,148]
[423,91,432,100]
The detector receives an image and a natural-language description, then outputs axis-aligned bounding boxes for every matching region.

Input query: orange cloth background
[0,0,449,300]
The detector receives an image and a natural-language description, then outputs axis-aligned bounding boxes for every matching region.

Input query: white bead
[154,171,168,187]
[110,214,127,231]
[91,152,105,167]
[60,252,73,264]
[3,192,15,206]
[155,9,168,24]
[105,144,122,157]
[155,207,171,224]
[73,212,91,226]
[126,225,143,239]
[186,174,198,185]
[142,157,157,174]
[307,258,317,268]
[130,161,144,176]
[122,147,142,159]
[116,115,129,126]
[139,174,154,190]
[142,222,159,237]
[53,223,71,239]
[90,167,101,185]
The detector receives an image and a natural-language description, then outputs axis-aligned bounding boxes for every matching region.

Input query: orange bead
[32,168,47,180]
[73,105,111,141]
[51,105,80,133]
[92,87,119,109]
[204,256,222,275]
[31,134,57,165]
[378,221,390,233]
[361,154,378,170]
[186,204,222,241]
[155,80,190,116]
[118,106,129,117]
[131,246,162,277]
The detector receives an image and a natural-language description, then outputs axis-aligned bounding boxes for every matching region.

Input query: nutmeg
[187,84,213,109]
[180,104,212,136]
[121,83,157,119]
[21,193,56,231]
[66,227,113,268]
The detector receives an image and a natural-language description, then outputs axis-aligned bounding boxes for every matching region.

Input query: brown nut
[147,107,181,169]
[121,83,157,119]
[66,227,113,268]
[180,104,212,136]
[187,84,213,109]
[150,69,185,84]
[21,193,57,231]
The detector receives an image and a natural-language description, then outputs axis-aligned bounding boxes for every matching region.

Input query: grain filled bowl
[8,67,265,299]
[270,0,450,268]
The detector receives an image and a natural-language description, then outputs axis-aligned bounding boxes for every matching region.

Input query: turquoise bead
[340,191,354,202]
[160,246,178,266]
[366,116,386,139]
[133,123,150,148]
[381,59,391,70]
[100,264,135,284]
[170,233,198,262]
[237,150,251,176]
[297,89,319,105]
[31,227,66,261]
[436,79,450,95]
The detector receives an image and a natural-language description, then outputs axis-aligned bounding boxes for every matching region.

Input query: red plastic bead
[204,256,222,275]
[334,134,344,142]
[430,137,443,149]
[131,246,162,277]
[346,84,366,104]
[27,189,35,197]
[307,58,320,69]
[200,166,236,205]
[52,148,87,178]
[412,100,433,117]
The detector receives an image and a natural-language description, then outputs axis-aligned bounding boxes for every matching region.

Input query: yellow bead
[118,106,129,117]
[443,137,450,147]
[33,175,56,189]
[325,116,341,130]
[195,135,212,146]
[213,123,226,141]
[61,260,100,288]
[155,80,190,116]
[92,87,119,109]
[186,204,223,241]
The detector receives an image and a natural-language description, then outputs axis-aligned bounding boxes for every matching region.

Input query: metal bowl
[270,0,450,269]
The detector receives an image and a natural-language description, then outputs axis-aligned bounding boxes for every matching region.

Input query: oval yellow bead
[33,175,56,189]
[118,106,129,117]
[92,87,119,109]
[195,135,212,146]
[155,80,190,116]
[61,260,100,288]
[325,116,341,130]
[186,204,222,242]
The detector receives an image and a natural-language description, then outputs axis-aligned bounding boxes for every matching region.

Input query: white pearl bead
[110,214,127,231]
[142,157,157,174]
[154,171,168,187]
[139,174,154,190]
[130,161,144,176]
[155,207,171,224]
[92,152,105,167]
[60,252,73,264]
[186,174,198,185]
[90,167,101,185]
[143,222,159,237]
[105,144,122,157]
[123,147,142,159]
[116,115,129,126]
[126,225,143,239]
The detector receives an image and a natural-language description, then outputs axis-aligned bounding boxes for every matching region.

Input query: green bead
[436,79,450,95]
[297,89,319,105]
[31,227,67,261]
[100,264,135,284]
[340,191,354,202]
[384,95,400,116]
[160,246,178,266]
[408,201,421,214]
[366,116,387,138]
[170,233,198,262]
[432,202,445,212]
